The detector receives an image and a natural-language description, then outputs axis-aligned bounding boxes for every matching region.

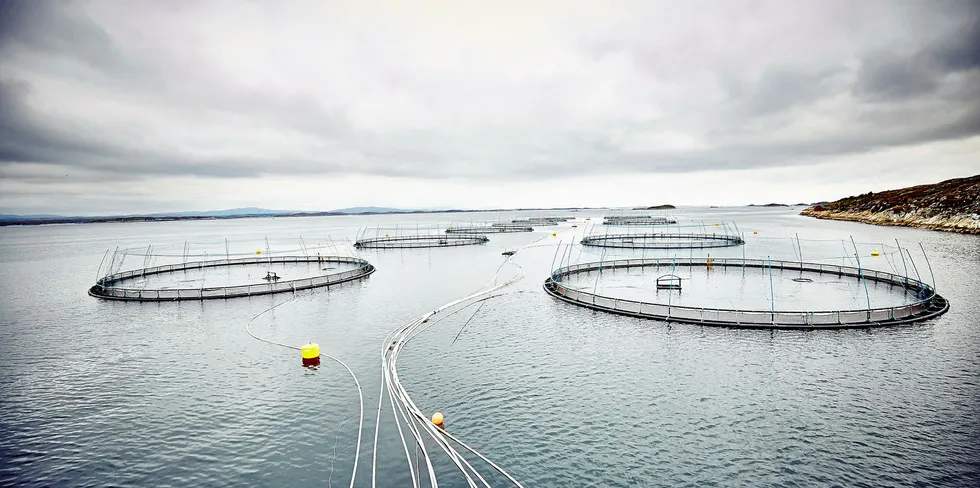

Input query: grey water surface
[1,207,978,487]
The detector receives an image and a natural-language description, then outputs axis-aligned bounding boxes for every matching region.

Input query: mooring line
[244,293,365,488]
[451,300,487,346]
[328,395,356,488]
[372,226,575,487]
[244,294,303,351]
[380,258,527,486]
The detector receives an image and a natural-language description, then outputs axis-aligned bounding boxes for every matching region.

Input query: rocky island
[632,204,676,210]
[800,175,980,234]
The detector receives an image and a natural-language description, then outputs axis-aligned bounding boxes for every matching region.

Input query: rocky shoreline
[800,207,980,234]
[800,174,980,235]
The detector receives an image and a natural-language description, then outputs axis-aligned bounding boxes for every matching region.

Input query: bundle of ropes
[372,256,527,487]
[368,230,571,487]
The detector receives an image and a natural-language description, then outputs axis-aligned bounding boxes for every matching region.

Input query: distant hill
[0,207,316,226]
[330,206,412,214]
[0,207,300,221]
[0,213,64,220]
[632,204,676,210]
[143,207,301,217]
[0,205,448,225]
[748,203,790,207]
[0,205,597,226]
[800,174,980,234]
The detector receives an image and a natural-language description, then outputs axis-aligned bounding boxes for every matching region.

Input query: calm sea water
[1,208,978,487]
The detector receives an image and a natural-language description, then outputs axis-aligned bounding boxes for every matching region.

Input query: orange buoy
[431,412,444,427]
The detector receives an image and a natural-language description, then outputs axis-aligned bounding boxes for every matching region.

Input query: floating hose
[370,229,572,487]
[245,294,364,488]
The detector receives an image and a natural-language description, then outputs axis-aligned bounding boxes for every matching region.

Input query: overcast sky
[1,0,978,215]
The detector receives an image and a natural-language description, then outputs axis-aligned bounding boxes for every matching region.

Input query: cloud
[854,20,980,102]
[0,0,978,213]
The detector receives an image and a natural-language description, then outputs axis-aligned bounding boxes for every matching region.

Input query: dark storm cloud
[930,17,980,72]
[854,19,980,102]
[0,0,144,78]
[1,0,978,193]
[854,54,941,102]
[727,68,847,116]
[0,79,255,178]
[0,80,145,176]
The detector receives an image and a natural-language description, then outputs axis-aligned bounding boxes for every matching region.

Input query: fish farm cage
[603,216,677,225]
[581,232,745,249]
[446,224,534,234]
[88,237,375,301]
[511,216,573,226]
[354,224,491,248]
[543,257,948,329]
[355,234,489,249]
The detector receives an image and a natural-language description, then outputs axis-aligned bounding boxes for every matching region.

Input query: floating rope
[245,294,364,488]
[370,229,567,487]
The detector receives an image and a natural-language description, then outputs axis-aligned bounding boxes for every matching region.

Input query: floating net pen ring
[544,257,948,329]
[89,255,375,301]
[580,233,744,249]
[354,235,489,249]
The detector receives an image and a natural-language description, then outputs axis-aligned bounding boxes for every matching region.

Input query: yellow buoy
[552,232,557,237]
[385,233,389,237]
[714,223,719,226]
[256,249,262,254]
[753,231,758,235]
[301,343,320,366]
[431,412,444,426]
[871,250,880,256]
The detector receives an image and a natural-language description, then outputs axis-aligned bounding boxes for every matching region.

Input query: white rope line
[244,295,302,351]
[370,364,389,488]
[379,293,515,487]
[373,229,553,486]
[244,294,364,488]
[328,396,356,488]
[384,297,515,488]
[385,364,425,488]
[368,228,572,487]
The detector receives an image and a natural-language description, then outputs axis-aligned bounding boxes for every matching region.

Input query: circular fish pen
[603,216,677,225]
[581,233,745,249]
[511,217,572,226]
[354,234,489,249]
[89,255,375,301]
[543,257,948,328]
[446,224,533,234]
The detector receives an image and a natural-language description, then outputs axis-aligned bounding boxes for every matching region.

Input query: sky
[1,0,978,215]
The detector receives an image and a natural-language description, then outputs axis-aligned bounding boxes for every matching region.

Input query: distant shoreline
[0,207,594,227]
[0,204,817,227]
